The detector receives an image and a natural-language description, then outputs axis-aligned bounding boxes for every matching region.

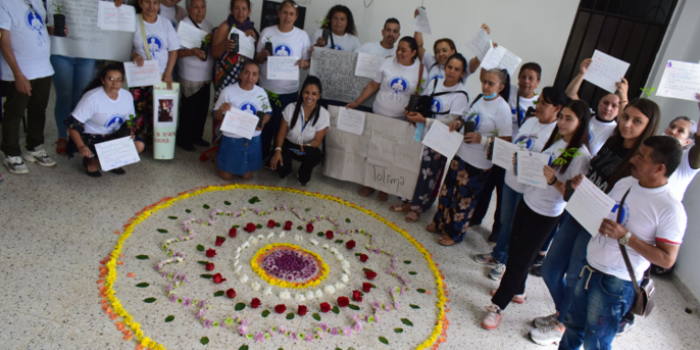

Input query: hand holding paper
[177,22,209,49]
[94,136,140,172]
[656,60,700,101]
[516,151,551,189]
[565,177,616,236]
[421,121,463,158]
[220,109,259,140]
[492,138,521,172]
[267,57,300,80]
[414,7,432,34]
[583,50,630,93]
[465,27,491,61]
[355,52,384,78]
[124,61,161,87]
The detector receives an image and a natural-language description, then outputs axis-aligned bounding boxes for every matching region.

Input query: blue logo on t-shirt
[146,35,163,53]
[105,115,125,132]
[25,9,47,46]
[431,98,443,113]
[466,113,482,130]
[330,44,344,50]
[274,44,293,56]
[589,126,595,143]
[239,102,258,115]
[514,135,536,150]
[389,77,408,93]
[611,202,630,227]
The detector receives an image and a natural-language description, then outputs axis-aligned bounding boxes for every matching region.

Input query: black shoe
[192,138,210,147]
[86,168,102,177]
[532,253,545,267]
[617,316,635,336]
[487,232,499,245]
[529,264,542,277]
[177,142,196,152]
[110,168,126,175]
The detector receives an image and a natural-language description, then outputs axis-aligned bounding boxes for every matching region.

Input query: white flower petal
[341,260,350,269]
[306,291,315,300]
[264,287,273,296]
[251,281,261,291]
[239,274,249,284]
[315,289,324,299]
[310,238,319,246]
[341,274,349,283]
[279,231,285,238]
[267,232,275,239]
[322,244,329,250]
[295,293,306,303]
[234,265,242,274]
[335,282,345,290]
[280,290,292,300]
[324,285,336,295]
[257,234,265,240]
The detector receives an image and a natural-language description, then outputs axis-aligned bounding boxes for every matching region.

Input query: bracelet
[274,147,282,151]
[548,177,557,186]
[479,136,491,146]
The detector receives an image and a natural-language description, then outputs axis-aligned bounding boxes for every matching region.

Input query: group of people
[0,1,698,349]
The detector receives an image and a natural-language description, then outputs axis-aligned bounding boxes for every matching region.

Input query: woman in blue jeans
[531,98,661,345]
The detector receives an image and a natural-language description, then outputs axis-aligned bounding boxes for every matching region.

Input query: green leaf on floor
[416,289,426,294]
[135,282,149,288]
[185,209,192,213]
[409,304,420,309]
[332,306,340,314]
[355,253,362,256]
[135,255,149,260]
[275,223,281,227]
[379,336,389,344]
[235,303,246,311]
[165,315,174,322]
[409,271,417,275]
[312,313,321,321]
[404,260,411,264]
[345,218,351,223]
[401,318,413,326]
[224,201,231,205]
[305,208,311,212]
[168,216,177,220]
[143,297,156,303]
[334,239,344,244]
[286,313,295,320]
[200,336,209,345]
[238,346,248,350]
[262,310,270,318]
[157,229,168,233]
[233,225,240,229]
[297,226,303,230]
[197,260,208,265]
[200,274,212,279]
[214,291,224,297]
[317,232,325,237]
[248,196,261,204]
[197,244,205,251]
[348,304,360,310]
[256,224,262,229]
[394,328,403,333]
[203,204,210,209]
[362,268,374,272]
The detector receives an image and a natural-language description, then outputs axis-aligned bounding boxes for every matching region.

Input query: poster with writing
[355,52,384,79]
[323,106,423,198]
[656,60,700,102]
[566,177,616,236]
[421,121,462,158]
[267,57,300,80]
[97,2,135,32]
[94,136,140,172]
[229,27,256,59]
[124,61,162,87]
[221,109,259,140]
[153,83,180,160]
[465,27,491,61]
[49,0,133,61]
[414,7,432,34]
[480,45,522,74]
[516,151,550,189]
[492,137,521,172]
[584,50,630,93]
[337,108,366,135]
[177,21,209,49]
[310,48,375,108]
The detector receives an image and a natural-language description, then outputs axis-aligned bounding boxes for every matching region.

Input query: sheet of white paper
[566,177,616,236]
[584,50,630,93]
[498,50,522,75]
[177,21,209,49]
[355,52,384,78]
[492,138,522,172]
[337,108,366,135]
[465,27,491,61]
[229,27,256,59]
[656,60,700,102]
[124,61,161,88]
[267,56,300,80]
[517,151,551,189]
[480,45,507,70]
[414,7,432,34]
[94,136,140,172]
[422,121,463,158]
[97,2,136,32]
[220,109,259,140]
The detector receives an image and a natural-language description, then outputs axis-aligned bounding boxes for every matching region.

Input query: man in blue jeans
[558,136,687,350]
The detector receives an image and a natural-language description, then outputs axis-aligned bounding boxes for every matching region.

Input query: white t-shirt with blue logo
[71,87,135,135]
[312,29,360,52]
[355,41,395,58]
[508,85,539,137]
[177,17,214,82]
[668,148,700,201]
[587,176,687,282]
[421,51,472,86]
[257,26,311,94]
[504,117,558,193]
[0,0,53,81]
[214,84,272,139]
[133,15,180,74]
[589,116,617,155]
[456,96,512,169]
[372,57,423,118]
[422,78,469,116]
[524,139,591,217]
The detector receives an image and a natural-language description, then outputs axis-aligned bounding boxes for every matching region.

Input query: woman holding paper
[64,63,145,177]
[312,5,360,52]
[130,0,180,141]
[389,53,470,221]
[533,98,660,344]
[482,100,592,331]
[425,68,512,246]
[213,61,271,181]
[175,0,214,152]
[269,76,329,186]
[255,0,311,163]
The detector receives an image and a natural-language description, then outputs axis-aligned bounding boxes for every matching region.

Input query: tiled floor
[1,91,699,349]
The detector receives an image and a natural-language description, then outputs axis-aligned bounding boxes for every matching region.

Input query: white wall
[201,0,579,95]
[646,0,700,301]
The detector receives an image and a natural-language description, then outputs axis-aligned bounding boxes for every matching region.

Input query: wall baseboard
[672,270,700,319]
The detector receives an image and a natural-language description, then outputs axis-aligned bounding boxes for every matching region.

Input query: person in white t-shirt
[355,18,400,58]
[0,0,58,174]
[65,64,144,177]
[347,36,424,202]
[255,0,311,162]
[662,105,700,201]
[484,100,592,332]
[159,0,186,27]
[426,68,512,246]
[566,58,630,155]
[269,76,330,186]
[558,136,686,350]
[213,61,271,181]
[312,5,360,52]
[176,0,214,152]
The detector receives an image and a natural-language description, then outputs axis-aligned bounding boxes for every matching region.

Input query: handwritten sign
[337,108,366,135]
[221,109,259,140]
[229,27,256,59]
[656,60,700,102]
[124,61,162,87]
[267,56,300,80]
[421,121,462,158]
[584,50,630,93]
[492,137,521,172]
[97,2,135,32]
[566,177,616,236]
[323,106,422,198]
[354,52,384,79]
[480,45,522,74]
[414,7,432,34]
[94,136,140,172]
[517,151,551,189]
[465,27,491,61]
[310,48,375,108]
[177,21,209,49]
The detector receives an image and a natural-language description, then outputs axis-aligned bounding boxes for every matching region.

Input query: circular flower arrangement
[252,243,329,288]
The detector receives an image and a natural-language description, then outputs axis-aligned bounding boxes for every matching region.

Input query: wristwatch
[619,231,632,246]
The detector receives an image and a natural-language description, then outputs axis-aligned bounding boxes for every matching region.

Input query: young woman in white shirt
[347,36,423,201]
[483,100,592,331]
[312,5,360,52]
[255,0,311,163]
[130,0,180,142]
[426,68,513,246]
[65,64,145,177]
[270,76,330,186]
[159,0,186,27]
[213,61,271,181]
[389,53,470,221]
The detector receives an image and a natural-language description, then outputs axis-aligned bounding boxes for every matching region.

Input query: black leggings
[276,139,323,184]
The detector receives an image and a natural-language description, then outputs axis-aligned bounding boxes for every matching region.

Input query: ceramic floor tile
[0,309,52,350]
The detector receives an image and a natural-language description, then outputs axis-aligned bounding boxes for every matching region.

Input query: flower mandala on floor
[252,243,329,289]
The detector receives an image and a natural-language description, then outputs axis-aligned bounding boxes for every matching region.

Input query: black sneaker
[110,168,126,175]
[487,231,499,245]
[192,138,211,147]
[177,142,196,152]
[529,264,542,277]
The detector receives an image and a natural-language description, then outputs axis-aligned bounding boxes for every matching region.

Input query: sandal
[389,202,411,212]
[438,235,457,246]
[405,211,420,222]
[200,145,219,162]
[425,222,440,233]
[55,138,67,155]
[358,186,375,197]
[376,191,388,202]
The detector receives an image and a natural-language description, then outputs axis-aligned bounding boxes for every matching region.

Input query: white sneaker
[23,145,56,167]
[533,312,558,328]
[4,155,29,174]
[530,321,565,346]
[481,304,503,330]
[490,264,506,280]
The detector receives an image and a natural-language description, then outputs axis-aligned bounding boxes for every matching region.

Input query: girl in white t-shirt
[427,68,512,246]
[312,5,361,52]
[347,36,424,201]
[662,112,700,201]
[65,64,144,177]
[158,0,186,27]
[213,61,272,181]
[270,76,330,186]
[485,100,592,331]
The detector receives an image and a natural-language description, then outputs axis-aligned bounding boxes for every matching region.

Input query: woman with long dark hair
[269,76,329,186]
[312,5,360,52]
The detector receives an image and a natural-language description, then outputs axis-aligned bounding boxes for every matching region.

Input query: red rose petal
[360,254,369,263]
[215,237,224,247]
[297,305,308,316]
[306,223,314,233]
[320,302,331,313]
[205,262,215,271]
[228,228,237,238]
[267,220,276,228]
[364,270,377,280]
[284,221,293,230]
[337,296,350,307]
[274,304,286,314]
[325,230,334,240]
[226,288,236,299]
[352,290,363,302]
[346,240,356,250]
[362,282,372,293]
[251,298,261,309]
[206,248,217,258]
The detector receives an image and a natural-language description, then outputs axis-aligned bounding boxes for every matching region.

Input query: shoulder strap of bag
[139,14,152,61]
[470,93,484,108]
[330,32,335,49]
[617,189,642,294]
[415,64,424,96]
